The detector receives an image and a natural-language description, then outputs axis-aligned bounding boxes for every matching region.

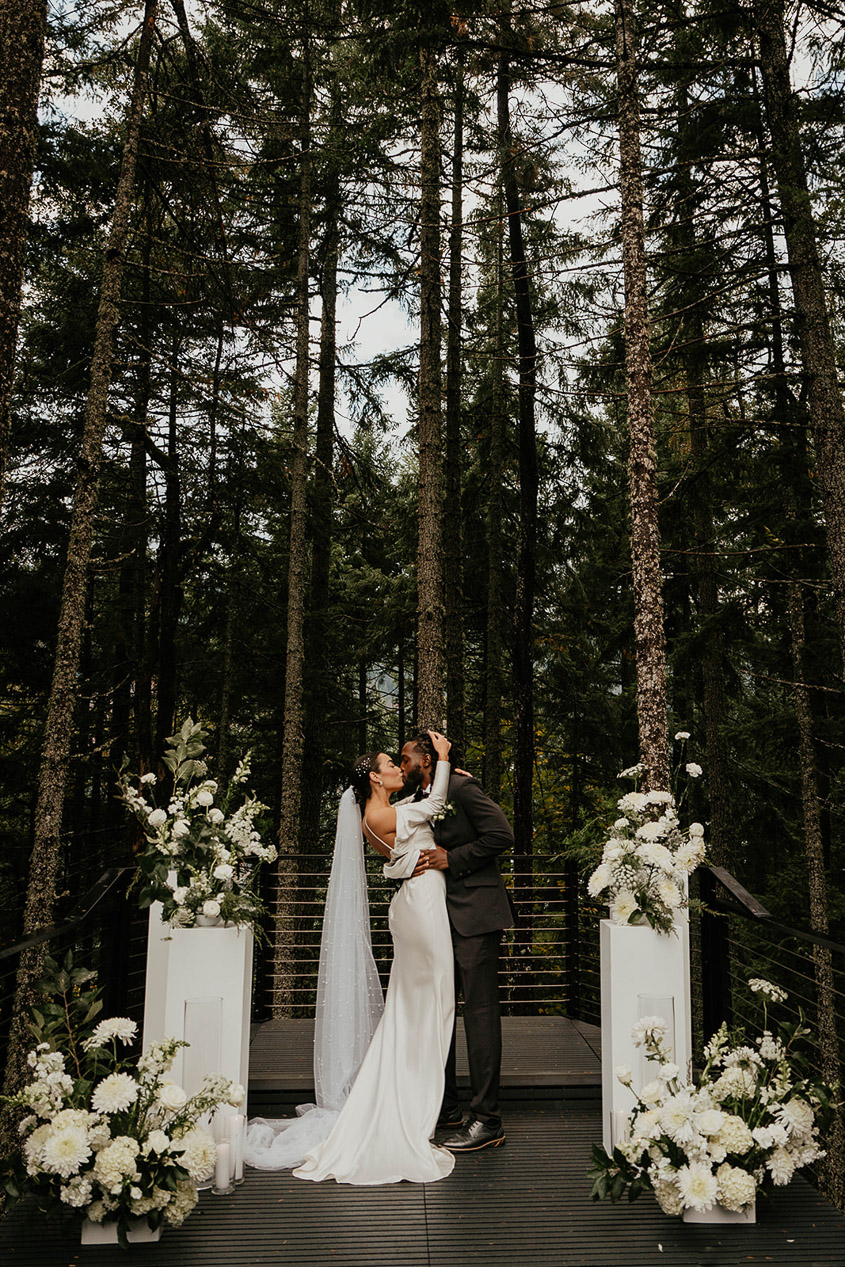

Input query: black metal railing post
[700,867,732,1037]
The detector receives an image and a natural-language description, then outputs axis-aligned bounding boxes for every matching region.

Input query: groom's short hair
[407,733,435,766]
[408,732,464,771]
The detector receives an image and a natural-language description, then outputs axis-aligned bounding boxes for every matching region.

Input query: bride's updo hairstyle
[350,753,382,812]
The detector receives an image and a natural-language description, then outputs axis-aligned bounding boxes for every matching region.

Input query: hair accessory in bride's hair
[354,759,372,779]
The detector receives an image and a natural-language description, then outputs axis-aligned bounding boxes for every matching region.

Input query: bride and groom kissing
[246,729,514,1185]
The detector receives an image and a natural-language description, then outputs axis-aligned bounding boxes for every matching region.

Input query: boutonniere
[433,801,456,821]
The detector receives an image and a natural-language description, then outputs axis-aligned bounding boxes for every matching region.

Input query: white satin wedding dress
[293,759,456,1185]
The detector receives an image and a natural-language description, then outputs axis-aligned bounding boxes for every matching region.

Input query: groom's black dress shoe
[436,1109,464,1130]
[441,1117,505,1152]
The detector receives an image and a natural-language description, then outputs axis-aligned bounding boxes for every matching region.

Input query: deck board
[248,1015,603,1094]
[3,1101,843,1266]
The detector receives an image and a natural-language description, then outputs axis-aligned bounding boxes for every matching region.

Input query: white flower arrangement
[119,718,277,931]
[1,955,244,1246]
[586,767,706,934]
[590,979,836,1217]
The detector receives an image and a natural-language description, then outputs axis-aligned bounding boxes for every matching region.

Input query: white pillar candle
[214,1140,231,1193]
[229,1114,245,1183]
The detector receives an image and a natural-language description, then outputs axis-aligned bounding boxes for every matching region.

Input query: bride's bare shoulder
[366,804,396,836]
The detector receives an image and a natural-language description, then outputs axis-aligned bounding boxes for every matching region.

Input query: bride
[246,730,456,1185]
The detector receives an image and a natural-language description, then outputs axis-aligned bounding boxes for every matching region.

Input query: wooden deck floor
[3,1100,844,1266]
[248,1015,603,1105]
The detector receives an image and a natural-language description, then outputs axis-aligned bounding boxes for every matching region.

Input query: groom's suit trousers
[442,926,503,1127]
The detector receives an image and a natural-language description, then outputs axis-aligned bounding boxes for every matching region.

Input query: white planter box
[600,918,691,1153]
[683,1199,755,1225]
[143,908,253,1097]
[81,1216,161,1244]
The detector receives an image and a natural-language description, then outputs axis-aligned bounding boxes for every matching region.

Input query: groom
[400,734,514,1151]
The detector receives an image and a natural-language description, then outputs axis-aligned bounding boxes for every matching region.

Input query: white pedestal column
[143,909,253,1096]
[600,918,690,1153]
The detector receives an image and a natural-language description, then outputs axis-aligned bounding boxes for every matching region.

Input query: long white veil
[244,787,384,1169]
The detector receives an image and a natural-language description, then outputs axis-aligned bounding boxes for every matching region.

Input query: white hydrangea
[653,1175,684,1215]
[93,1137,140,1194]
[60,1175,94,1207]
[716,1114,754,1155]
[716,1163,756,1211]
[162,1180,199,1227]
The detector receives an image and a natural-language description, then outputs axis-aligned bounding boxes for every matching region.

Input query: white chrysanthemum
[42,1125,91,1178]
[674,843,702,873]
[172,1127,217,1181]
[91,1072,139,1115]
[83,1017,138,1052]
[767,1146,795,1185]
[657,876,683,908]
[717,1114,754,1155]
[677,1161,718,1211]
[587,864,613,897]
[776,1098,815,1139]
[716,1163,756,1211]
[163,1180,199,1228]
[613,817,629,830]
[660,1092,698,1145]
[653,1175,684,1215]
[632,1016,668,1048]
[636,820,668,841]
[610,889,639,925]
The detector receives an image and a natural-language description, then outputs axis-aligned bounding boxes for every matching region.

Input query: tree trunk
[444,49,465,750]
[498,7,537,998]
[415,44,444,731]
[273,30,312,1017]
[0,0,47,506]
[154,353,182,764]
[784,568,844,1207]
[1,0,157,1116]
[755,0,845,679]
[484,195,506,803]
[615,0,669,791]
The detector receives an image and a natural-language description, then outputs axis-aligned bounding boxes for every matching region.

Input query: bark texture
[484,201,506,803]
[498,9,538,987]
[615,0,669,791]
[444,51,465,751]
[415,44,445,731]
[273,36,312,1017]
[1,0,158,1113]
[0,0,47,506]
[755,0,845,679]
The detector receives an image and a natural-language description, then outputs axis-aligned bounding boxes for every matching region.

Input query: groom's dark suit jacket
[432,773,514,937]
